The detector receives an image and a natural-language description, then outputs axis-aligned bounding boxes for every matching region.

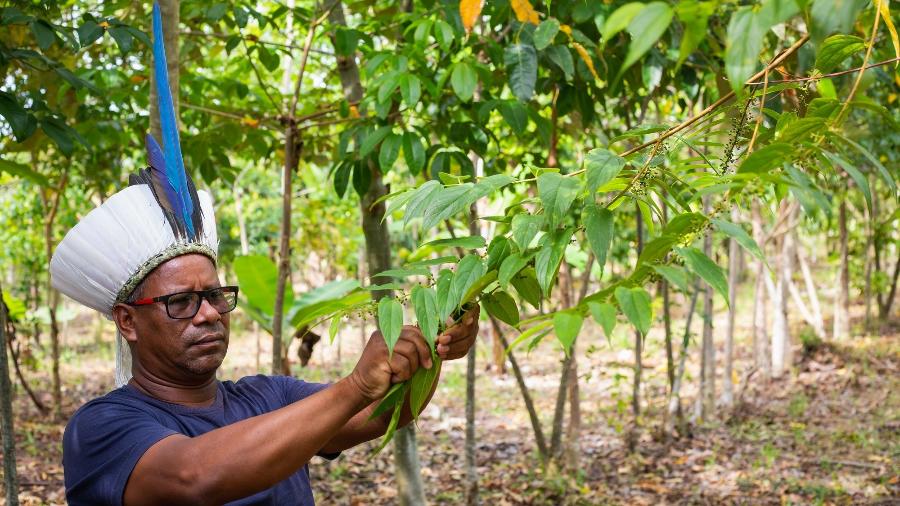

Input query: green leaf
[833,134,896,195]
[498,100,529,134]
[451,255,486,309]
[535,227,574,297]
[333,160,351,198]
[815,34,865,73]
[370,383,408,455]
[585,148,626,193]
[588,302,617,340]
[810,0,867,45]
[614,286,652,335]
[486,236,513,271]
[674,0,715,66]
[725,6,767,92]
[234,255,293,319]
[256,45,280,71]
[0,159,49,186]
[410,356,440,419]
[677,247,729,306]
[368,382,406,421]
[435,269,457,323]
[373,267,430,279]
[39,117,76,155]
[711,218,766,264]
[602,2,645,42]
[511,213,543,249]
[738,143,793,173]
[334,26,359,56]
[462,270,497,305]
[329,313,343,343]
[421,184,476,232]
[451,62,477,102]
[621,2,673,71]
[0,92,36,142]
[584,203,614,272]
[402,132,426,175]
[77,20,104,47]
[483,290,520,326]
[533,19,560,50]
[505,320,553,354]
[498,253,529,289]
[405,256,459,268]
[399,74,422,107]
[544,45,574,81]
[404,180,443,227]
[378,297,404,355]
[511,267,542,309]
[778,117,826,144]
[504,44,537,102]
[360,126,392,158]
[30,19,56,50]
[412,285,439,349]
[537,173,580,229]
[553,310,583,355]
[421,235,486,251]
[378,133,402,171]
[822,151,871,214]
[652,265,691,293]
[433,19,455,51]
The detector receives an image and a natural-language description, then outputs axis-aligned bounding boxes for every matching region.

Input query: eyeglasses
[127,286,239,319]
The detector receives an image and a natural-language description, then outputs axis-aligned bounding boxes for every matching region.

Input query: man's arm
[122,328,432,506]
[320,306,480,453]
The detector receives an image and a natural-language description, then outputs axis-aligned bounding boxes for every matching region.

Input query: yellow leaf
[98,20,110,29]
[559,23,572,36]
[460,0,484,33]
[511,0,540,25]
[572,42,600,81]
[129,75,147,83]
[241,116,260,128]
[349,104,360,118]
[877,0,900,61]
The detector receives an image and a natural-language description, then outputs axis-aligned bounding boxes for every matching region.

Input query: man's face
[119,254,230,380]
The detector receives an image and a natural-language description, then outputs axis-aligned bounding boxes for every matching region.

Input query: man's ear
[112,304,139,343]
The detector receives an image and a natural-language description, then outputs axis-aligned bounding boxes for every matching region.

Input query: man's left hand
[436,305,480,360]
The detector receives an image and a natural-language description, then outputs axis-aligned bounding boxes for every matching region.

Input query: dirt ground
[1,304,898,505]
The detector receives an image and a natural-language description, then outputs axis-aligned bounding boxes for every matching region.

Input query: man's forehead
[147,254,219,289]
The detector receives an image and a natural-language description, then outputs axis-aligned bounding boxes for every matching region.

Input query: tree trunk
[272,130,299,375]
[770,202,795,378]
[564,346,581,470]
[751,199,770,377]
[464,202,479,506]
[632,207,644,421]
[722,209,740,408]
[0,281,20,505]
[489,317,548,459]
[663,283,701,438]
[833,201,850,339]
[661,201,674,392]
[794,234,825,338]
[327,4,426,503]
[41,171,68,421]
[698,198,715,419]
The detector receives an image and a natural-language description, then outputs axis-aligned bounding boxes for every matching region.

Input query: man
[49,4,479,504]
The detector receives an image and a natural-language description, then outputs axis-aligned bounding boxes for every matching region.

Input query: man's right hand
[348,326,433,401]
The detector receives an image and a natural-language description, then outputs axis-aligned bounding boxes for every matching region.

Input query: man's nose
[192,297,221,324]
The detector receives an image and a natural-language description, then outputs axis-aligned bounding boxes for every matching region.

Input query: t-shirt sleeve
[272,376,341,460]
[63,400,179,506]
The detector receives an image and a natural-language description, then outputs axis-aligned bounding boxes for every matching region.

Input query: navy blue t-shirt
[63,374,334,505]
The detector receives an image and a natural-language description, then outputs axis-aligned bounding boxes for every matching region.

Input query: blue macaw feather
[152,1,195,238]
[144,134,179,217]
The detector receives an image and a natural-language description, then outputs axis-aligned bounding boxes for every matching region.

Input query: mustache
[184,321,228,341]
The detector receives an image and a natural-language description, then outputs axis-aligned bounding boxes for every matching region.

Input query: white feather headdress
[49,2,219,388]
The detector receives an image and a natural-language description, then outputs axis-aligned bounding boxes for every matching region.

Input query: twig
[620,35,810,159]
[836,6,881,122]
[807,459,884,470]
[745,56,900,84]
[180,30,334,55]
[747,67,769,154]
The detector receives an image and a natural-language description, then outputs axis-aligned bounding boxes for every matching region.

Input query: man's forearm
[124,377,371,506]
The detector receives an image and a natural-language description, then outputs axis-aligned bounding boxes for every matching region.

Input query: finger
[389,353,412,382]
[438,320,474,345]
[392,339,420,375]
[438,333,476,359]
[408,328,433,369]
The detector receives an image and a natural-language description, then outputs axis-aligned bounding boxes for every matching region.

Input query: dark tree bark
[0,281,20,505]
[41,170,68,421]
[328,4,426,503]
[149,0,179,144]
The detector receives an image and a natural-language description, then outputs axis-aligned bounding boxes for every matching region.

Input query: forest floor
[1,306,898,505]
